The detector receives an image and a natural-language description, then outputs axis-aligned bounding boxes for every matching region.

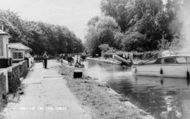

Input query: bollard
[187,71,190,80]
[160,68,163,75]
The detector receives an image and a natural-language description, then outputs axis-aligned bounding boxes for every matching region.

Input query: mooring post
[160,58,164,77]
[160,68,163,75]
[187,71,190,80]
[186,57,190,81]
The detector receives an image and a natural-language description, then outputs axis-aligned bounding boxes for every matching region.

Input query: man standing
[43,51,48,68]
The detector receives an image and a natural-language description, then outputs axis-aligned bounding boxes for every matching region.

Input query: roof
[0,30,8,35]
[9,43,32,51]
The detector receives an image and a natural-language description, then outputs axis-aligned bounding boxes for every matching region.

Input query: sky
[0,0,102,41]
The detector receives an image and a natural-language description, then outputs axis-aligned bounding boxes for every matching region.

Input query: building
[0,30,12,68]
[8,43,32,62]
[0,30,9,58]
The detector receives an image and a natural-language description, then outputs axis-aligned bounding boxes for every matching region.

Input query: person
[43,51,48,68]
[60,54,65,64]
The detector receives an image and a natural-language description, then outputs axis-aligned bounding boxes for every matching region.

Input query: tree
[0,9,84,55]
[85,16,120,56]
[122,32,146,51]
[99,44,110,53]
[99,0,179,52]
[101,0,132,31]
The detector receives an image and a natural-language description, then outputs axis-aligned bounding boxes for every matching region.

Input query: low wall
[19,61,29,78]
[0,71,6,109]
[0,60,29,94]
[0,72,6,98]
[0,60,30,109]
[8,61,29,93]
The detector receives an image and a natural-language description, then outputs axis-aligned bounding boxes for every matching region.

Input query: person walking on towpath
[43,51,48,69]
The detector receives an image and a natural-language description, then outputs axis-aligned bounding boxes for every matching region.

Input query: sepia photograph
[0,0,189,119]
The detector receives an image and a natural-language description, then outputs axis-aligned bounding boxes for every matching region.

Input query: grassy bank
[59,63,154,119]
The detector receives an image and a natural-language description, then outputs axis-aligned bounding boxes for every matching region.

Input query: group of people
[59,54,74,65]
[42,52,87,68]
[59,54,86,67]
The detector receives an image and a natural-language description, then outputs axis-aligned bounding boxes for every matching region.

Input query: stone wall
[8,61,29,93]
[0,71,7,110]
[20,61,28,78]
[0,72,6,99]
[0,60,30,110]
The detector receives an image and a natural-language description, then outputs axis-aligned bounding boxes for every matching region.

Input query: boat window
[176,57,186,63]
[164,57,176,64]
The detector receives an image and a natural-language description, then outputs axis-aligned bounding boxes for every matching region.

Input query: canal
[84,60,190,119]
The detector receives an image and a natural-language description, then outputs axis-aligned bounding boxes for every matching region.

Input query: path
[2,60,91,119]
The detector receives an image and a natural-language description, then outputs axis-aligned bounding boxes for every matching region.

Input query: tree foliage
[85,16,119,56]
[85,0,181,55]
[0,10,83,55]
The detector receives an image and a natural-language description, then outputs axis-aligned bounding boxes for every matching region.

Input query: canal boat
[132,55,190,79]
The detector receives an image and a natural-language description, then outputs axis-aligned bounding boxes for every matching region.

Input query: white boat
[132,55,190,79]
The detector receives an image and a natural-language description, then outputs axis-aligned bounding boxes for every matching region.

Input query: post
[160,58,164,77]
[186,57,190,80]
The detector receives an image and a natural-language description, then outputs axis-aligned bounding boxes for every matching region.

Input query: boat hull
[133,64,189,79]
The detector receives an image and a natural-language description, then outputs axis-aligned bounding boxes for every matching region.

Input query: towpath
[2,60,91,119]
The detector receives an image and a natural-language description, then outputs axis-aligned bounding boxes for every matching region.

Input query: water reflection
[84,60,190,119]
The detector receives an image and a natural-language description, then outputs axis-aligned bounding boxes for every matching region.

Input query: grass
[59,63,154,119]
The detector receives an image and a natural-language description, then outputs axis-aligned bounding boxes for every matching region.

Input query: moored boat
[132,55,190,79]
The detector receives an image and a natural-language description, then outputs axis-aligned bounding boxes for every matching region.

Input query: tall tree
[85,16,119,56]
[0,9,84,55]
[99,0,179,52]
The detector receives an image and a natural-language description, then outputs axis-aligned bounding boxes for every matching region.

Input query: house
[8,43,32,62]
[0,30,12,68]
[0,30,9,58]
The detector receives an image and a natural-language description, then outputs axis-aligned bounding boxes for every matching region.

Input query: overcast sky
[0,0,101,41]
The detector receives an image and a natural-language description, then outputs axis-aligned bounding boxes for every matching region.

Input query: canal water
[84,60,190,119]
